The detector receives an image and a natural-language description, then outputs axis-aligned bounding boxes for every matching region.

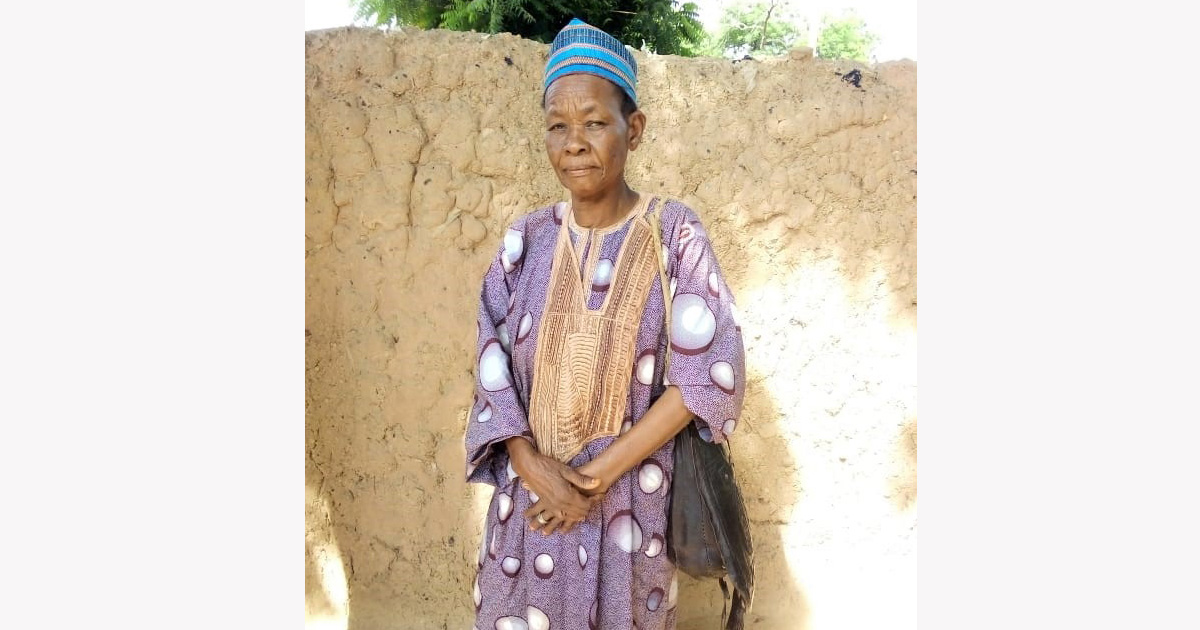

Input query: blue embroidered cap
[544,18,638,105]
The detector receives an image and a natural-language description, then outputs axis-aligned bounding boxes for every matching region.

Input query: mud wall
[305,26,916,630]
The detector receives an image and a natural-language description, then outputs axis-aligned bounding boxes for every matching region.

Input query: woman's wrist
[578,389,693,492]
[505,436,536,472]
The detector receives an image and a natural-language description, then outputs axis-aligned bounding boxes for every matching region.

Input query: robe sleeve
[463,220,534,487]
[660,200,747,445]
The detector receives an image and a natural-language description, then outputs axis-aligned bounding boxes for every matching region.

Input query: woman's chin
[559,182,609,200]
[562,185,597,199]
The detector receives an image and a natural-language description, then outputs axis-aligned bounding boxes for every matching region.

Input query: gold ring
[536,513,550,525]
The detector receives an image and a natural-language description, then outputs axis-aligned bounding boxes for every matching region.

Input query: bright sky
[304,0,916,61]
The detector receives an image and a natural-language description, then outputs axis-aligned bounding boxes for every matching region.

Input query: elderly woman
[465,18,746,630]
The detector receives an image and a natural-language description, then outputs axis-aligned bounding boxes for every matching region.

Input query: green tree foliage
[816,12,878,62]
[352,0,706,56]
[708,0,805,58]
[619,0,706,56]
[353,0,449,28]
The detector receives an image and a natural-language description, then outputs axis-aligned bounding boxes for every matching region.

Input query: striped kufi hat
[544,18,638,105]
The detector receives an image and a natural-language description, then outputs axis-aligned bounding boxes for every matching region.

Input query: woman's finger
[525,502,589,534]
[525,496,571,520]
[528,509,550,532]
[524,487,565,518]
[524,484,587,519]
[538,513,560,535]
[527,508,566,533]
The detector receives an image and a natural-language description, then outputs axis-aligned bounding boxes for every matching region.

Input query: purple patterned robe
[465,196,746,630]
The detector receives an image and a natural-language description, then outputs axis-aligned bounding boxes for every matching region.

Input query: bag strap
[647,195,673,378]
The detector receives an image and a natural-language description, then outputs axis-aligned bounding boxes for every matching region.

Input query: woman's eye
[548,123,565,131]
[587,121,604,128]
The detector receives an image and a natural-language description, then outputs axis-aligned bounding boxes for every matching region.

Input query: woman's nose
[564,126,587,154]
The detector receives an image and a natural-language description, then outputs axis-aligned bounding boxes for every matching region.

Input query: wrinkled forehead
[543,73,624,112]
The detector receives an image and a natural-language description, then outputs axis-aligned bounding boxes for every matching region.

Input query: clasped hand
[512,449,609,535]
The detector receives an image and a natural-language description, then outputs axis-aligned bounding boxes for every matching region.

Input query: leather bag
[646,197,755,630]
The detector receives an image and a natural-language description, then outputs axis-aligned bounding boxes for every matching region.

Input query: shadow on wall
[629,51,918,328]
[641,56,916,627]
[676,371,810,630]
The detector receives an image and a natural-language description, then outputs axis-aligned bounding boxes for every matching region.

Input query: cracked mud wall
[305,26,916,630]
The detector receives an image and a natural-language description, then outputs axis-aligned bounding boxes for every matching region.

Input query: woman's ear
[627,110,647,151]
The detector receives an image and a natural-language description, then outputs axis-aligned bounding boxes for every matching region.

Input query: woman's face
[543,74,645,201]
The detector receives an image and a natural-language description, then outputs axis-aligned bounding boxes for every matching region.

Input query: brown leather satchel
[647,197,755,630]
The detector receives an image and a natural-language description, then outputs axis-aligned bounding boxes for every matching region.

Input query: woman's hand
[574,459,615,497]
[507,438,603,535]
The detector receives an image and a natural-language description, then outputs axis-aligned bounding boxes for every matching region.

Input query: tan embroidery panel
[528,209,661,463]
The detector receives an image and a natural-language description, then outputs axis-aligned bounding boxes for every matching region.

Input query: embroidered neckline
[565,193,649,238]
[560,195,657,314]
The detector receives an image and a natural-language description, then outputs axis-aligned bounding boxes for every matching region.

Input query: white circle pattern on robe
[477,403,493,423]
[709,271,720,297]
[497,321,511,353]
[607,511,643,553]
[589,600,598,630]
[592,258,614,291]
[578,544,587,568]
[677,223,696,258]
[527,606,549,630]
[497,492,513,522]
[495,617,528,630]
[710,361,736,394]
[667,574,679,609]
[647,588,664,612]
[489,529,499,560]
[473,575,481,608]
[502,556,521,577]
[479,340,514,392]
[553,201,567,225]
[506,459,518,484]
[671,293,716,355]
[528,489,539,503]
[516,312,533,344]
[501,229,524,273]
[639,460,663,494]
[723,419,738,435]
[534,553,554,578]
[645,534,664,558]
[635,350,655,385]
